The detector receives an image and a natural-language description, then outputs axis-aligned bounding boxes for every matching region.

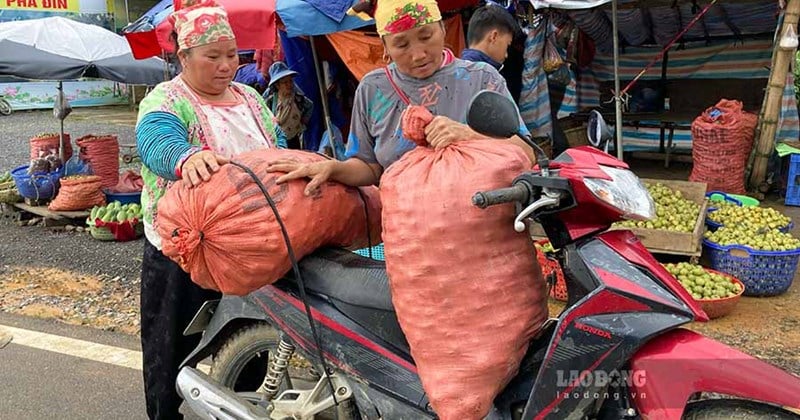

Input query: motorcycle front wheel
[683,399,800,419]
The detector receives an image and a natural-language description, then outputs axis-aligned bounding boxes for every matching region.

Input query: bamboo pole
[749,0,800,190]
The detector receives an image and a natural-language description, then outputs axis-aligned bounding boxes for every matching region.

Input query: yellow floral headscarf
[349,0,442,37]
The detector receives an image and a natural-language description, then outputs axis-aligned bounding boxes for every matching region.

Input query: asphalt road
[0,312,206,420]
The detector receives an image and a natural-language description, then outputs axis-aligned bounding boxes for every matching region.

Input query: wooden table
[570,111,697,167]
[12,202,89,226]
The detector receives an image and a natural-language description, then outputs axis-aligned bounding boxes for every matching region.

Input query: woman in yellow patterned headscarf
[266,0,534,194]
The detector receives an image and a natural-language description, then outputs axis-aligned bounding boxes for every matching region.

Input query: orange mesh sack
[30,133,72,161]
[77,135,120,189]
[689,99,757,194]
[48,175,106,211]
[156,149,382,296]
[380,138,548,420]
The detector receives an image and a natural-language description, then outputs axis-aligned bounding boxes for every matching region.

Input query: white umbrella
[0,16,167,84]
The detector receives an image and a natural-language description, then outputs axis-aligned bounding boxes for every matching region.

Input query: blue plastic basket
[104,190,141,205]
[702,239,800,296]
[353,243,385,261]
[705,210,793,233]
[705,191,742,211]
[786,154,800,206]
[11,165,62,201]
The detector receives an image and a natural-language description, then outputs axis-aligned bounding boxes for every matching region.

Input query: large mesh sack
[689,99,757,194]
[381,129,548,420]
[156,149,382,296]
[48,175,106,211]
[77,135,120,189]
[30,133,72,162]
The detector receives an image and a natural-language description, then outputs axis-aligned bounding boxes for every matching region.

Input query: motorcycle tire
[210,323,358,420]
[0,99,11,116]
[683,399,800,419]
[210,322,277,392]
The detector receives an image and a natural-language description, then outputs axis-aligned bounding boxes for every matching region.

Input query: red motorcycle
[177,91,800,420]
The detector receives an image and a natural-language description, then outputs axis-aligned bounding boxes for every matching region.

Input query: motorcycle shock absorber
[259,339,296,400]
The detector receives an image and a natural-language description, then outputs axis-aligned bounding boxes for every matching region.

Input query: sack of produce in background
[690,99,757,194]
[49,175,106,211]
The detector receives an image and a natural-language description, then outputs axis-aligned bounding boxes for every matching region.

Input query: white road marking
[0,325,142,370]
[0,325,211,374]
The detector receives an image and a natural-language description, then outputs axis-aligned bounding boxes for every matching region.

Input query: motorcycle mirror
[467,90,550,173]
[467,90,520,139]
[587,110,614,149]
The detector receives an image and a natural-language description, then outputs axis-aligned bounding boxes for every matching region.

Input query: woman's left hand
[424,116,486,149]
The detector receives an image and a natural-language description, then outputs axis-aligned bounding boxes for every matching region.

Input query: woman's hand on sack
[267,159,337,196]
[424,116,487,149]
[181,151,230,187]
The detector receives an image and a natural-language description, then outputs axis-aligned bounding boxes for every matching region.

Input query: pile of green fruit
[0,170,13,185]
[615,182,700,233]
[87,201,143,226]
[0,170,20,203]
[704,226,800,252]
[663,262,743,300]
[708,198,738,209]
[707,205,791,231]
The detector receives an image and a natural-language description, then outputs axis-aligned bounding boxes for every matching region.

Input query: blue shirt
[234,64,267,89]
[461,48,503,71]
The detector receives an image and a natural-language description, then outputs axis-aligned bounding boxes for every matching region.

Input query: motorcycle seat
[296,248,410,355]
[297,247,393,312]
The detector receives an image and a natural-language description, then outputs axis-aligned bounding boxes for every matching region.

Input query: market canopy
[0,17,167,84]
[529,0,778,51]
[123,0,278,59]
[277,0,480,37]
[276,0,374,38]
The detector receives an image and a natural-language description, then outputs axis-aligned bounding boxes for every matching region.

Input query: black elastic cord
[230,161,338,405]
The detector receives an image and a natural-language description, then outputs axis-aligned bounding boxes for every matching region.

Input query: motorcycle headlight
[584,166,655,221]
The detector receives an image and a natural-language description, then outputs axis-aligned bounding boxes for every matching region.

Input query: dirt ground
[0,266,140,335]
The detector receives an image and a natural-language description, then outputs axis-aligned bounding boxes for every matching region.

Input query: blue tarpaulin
[279,31,348,152]
[276,0,373,38]
[303,0,352,22]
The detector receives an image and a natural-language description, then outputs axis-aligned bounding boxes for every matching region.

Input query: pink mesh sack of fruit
[380,106,549,420]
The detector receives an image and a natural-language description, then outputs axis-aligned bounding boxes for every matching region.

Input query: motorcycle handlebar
[472,184,529,209]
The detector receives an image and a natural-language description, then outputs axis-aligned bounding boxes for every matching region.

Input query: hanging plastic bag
[53,88,72,121]
[548,64,571,86]
[63,154,93,177]
[543,33,564,73]
[780,24,798,50]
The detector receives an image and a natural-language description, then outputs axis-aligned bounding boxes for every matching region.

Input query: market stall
[522,0,798,162]
[0,16,161,238]
[524,1,800,318]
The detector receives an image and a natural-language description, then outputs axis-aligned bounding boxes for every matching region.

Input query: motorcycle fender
[628,328,800,420]
[180,295,270,368]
